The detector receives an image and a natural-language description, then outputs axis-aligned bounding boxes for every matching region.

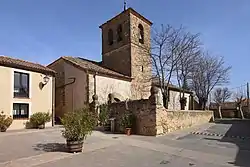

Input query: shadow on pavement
[33,143,68,152]
[206,119,250,167]
[94,126,113,134]
[93,126,124,135]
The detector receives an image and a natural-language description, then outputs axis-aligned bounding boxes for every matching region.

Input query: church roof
[60,56,132,80]
[152,77,193,94]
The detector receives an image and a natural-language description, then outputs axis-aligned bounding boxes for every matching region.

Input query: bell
[139,34,143,40]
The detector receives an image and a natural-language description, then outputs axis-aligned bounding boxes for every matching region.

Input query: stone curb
[0,126,63,137]
[0,152,73,167]
[161,123,215,140]
[191,131,250,140]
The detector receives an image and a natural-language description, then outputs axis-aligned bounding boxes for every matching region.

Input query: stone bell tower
[99,7,153,99]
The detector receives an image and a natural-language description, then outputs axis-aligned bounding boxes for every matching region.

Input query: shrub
[61,108,97,141]
[24,121,33,129]
[121,112,135,129]
[99,104,109,126]
[30,112,51,128]
[0,112,13,132]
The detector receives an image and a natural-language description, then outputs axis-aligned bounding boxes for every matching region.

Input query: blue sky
[0,0,249,88]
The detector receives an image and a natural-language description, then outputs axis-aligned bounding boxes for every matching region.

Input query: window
[14,71,29,98]
[141,66,144,72]
[13,103,29,119]
[138,24,144,44]
[117,24,123,42]
[108,29,114,45]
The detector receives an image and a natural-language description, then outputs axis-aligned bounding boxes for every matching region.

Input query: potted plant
[0,112,13,132]
[61,108,96,153]
[99,104,110,131]
[29,112,51,129]
[121,112,135,136]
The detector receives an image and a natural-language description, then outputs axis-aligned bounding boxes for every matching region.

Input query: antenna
[124,0,127,11]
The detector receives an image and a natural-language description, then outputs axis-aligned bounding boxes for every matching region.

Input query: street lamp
[43,76,50,85]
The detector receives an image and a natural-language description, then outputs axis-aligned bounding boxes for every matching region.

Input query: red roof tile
[0,56,56,76]
[152,77,193,94]
[61,56,132,80]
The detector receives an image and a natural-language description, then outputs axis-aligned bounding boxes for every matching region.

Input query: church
[48,7,193,121]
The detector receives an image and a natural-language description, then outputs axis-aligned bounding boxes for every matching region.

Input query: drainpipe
[56,77,76,89]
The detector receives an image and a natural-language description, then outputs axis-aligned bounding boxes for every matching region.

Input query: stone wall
[156,108,214,135]
[109,99,157,136]
[130,43,151,99]
[109,87,214,136]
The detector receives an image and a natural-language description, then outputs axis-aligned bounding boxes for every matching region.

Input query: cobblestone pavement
[0,120,249,167]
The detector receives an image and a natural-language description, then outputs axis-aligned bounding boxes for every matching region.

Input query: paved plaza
[0,120,250,167]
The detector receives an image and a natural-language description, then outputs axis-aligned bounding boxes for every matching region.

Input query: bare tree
[236,97,245,119]
[213,87,232,118]
[175,31,201,109]
[233,90,245,119]
[190,52,231,110]
[151,25,200,108]
[213,87,232,104]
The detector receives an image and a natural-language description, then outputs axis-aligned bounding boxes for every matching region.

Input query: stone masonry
[48,8,195,122]
[156,108,214,135]
[100,8,152,100]
[109,86,214,136]
[110,99,157,136]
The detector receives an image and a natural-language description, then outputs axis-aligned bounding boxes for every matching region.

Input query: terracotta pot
[0,126,7,132]
[66,140,84,153]
[38,124,45,129]
[125,128,131,136]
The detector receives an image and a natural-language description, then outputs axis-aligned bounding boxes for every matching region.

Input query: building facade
[48,8,154,121]
[49,8,194,122]
[48,56,132,122]
[0,56,55,130]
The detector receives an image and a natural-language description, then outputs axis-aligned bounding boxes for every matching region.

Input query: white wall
[88,74,131,104]
[168,90,191,110]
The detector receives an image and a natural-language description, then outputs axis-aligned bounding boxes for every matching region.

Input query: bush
[121,112,135,129]
[0,112,13,132]
[30,112,51,128]
[61,108,97,141]
[99,104,109,126]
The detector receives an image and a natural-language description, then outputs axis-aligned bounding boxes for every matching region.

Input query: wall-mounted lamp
[39,75,50,90]
[43,76,50,85]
